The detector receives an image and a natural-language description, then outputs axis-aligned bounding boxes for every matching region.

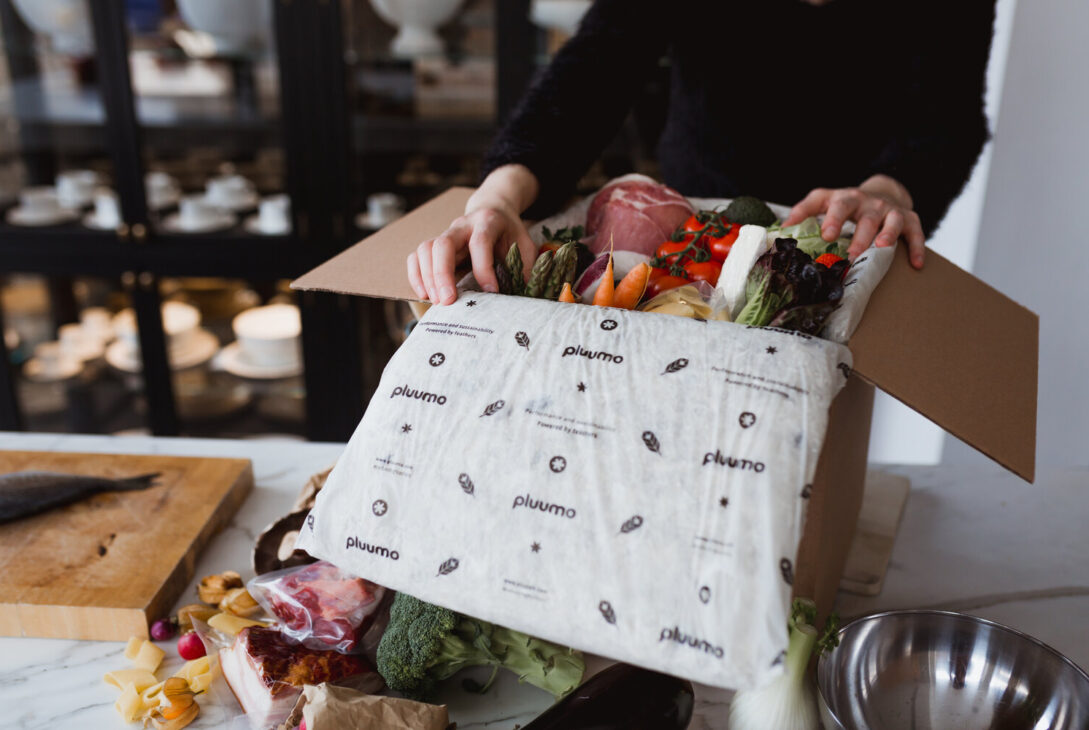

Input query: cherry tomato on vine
[678,215,710,247]
[683,260,722,286]
[654,240,691,265]
[644,274,691,300]
[708,223,741,262]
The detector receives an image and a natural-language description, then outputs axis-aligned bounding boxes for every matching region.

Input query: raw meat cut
[584,174,693,257]
[219,626,380,728]
[249,560,385,654]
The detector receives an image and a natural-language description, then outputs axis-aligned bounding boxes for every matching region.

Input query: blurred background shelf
[0,0,655,442]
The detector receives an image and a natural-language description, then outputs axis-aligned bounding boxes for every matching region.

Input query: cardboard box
[293,186,1038,616]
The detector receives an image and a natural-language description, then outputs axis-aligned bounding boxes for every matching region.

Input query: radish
[177,631,206,661]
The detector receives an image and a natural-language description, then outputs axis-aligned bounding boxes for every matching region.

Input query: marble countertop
[0,432,1085,729]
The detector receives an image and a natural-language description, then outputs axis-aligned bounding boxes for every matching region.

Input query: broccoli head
[376,592,585,700]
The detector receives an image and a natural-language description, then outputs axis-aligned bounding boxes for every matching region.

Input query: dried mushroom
[198,571,243,605]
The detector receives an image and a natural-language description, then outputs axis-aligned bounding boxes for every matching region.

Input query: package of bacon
[219,625,384,729]
[247,561,387,655]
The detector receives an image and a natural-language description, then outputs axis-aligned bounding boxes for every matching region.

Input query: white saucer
[355,211,403,230]
[160,211,237,234]
[24,356,82,383]
[215,341,302,380]
[206,190,259,213]
[6,207,79,227]
[82,211,121,231]
[105,328,219,373]
[243,214,290,236]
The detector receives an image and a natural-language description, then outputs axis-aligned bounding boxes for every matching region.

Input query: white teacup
[56,169,99,208]
[178,194,223,230]
[79,307,113,343]
[145,171,179,210]
[256,195,290,234]
[232,304,301,369]
[91,188,121,229]
[58,322,102,361]
[367,192,405,227]
[18,186,65,222]
[206,174,255,209]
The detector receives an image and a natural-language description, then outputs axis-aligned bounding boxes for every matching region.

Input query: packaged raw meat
[219,625,382,730]
[248,561,386,654]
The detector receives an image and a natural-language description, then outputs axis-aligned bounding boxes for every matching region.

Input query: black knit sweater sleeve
[867,0,996,234]
[481,0,671,218]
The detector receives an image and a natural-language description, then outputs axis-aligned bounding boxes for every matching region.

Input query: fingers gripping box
[292,185,1038,690]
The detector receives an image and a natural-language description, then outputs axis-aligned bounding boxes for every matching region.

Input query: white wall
[868,0,1018,464]
[941,0,1089,469]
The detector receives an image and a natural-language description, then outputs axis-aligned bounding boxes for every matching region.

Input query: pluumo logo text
[390,384,447,405]
[561,345,624,364]
[345,535,400,560]
[702,449,766,472]
[512,493,577,519]
[659,626,725,659]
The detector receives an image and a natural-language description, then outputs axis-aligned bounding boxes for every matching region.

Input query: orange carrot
[558,281,577,303]
[612,262,650,309]
[592,254,615,307]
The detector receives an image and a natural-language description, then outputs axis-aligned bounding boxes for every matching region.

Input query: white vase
[176,0,272,56]
[10,0,93,57]
[368,0,464,58]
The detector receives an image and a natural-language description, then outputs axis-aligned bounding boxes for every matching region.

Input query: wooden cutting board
[0,451,253,641]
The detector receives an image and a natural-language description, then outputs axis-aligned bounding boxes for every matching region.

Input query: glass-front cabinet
[0,0,652,441]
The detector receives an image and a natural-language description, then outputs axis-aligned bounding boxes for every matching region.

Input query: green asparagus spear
[506,243,525,296]
[543,243,573,300]
[526,250,554,298]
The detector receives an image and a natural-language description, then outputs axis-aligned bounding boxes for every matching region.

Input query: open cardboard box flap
[293,185,1038,482]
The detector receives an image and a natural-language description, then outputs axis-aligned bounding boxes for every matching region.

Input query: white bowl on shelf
[368,0,463,58]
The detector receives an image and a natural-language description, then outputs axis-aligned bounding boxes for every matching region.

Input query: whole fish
[0,471,161,523]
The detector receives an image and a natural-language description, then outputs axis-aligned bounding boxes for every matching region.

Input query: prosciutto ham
[219,626,381,728]
[584,174,693,257]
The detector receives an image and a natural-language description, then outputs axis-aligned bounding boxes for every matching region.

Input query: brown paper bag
[292,683,450,730]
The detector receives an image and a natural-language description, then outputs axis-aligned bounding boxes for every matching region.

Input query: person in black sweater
[408,0,996,305]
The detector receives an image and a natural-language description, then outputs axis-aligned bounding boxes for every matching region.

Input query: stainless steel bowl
[817,610,1089,729]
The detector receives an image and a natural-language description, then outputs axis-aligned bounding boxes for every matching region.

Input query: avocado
[725,196,777,227]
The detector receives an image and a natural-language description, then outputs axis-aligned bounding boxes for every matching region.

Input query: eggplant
[523,663,694,730]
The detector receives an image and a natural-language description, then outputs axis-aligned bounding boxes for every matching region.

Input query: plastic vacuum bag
[246,561,386,654]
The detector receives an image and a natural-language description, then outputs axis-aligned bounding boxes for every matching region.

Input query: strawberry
[815,253,844,267]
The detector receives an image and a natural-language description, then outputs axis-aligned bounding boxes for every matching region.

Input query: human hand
[406,164,540,305]
[784,174,926,269]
